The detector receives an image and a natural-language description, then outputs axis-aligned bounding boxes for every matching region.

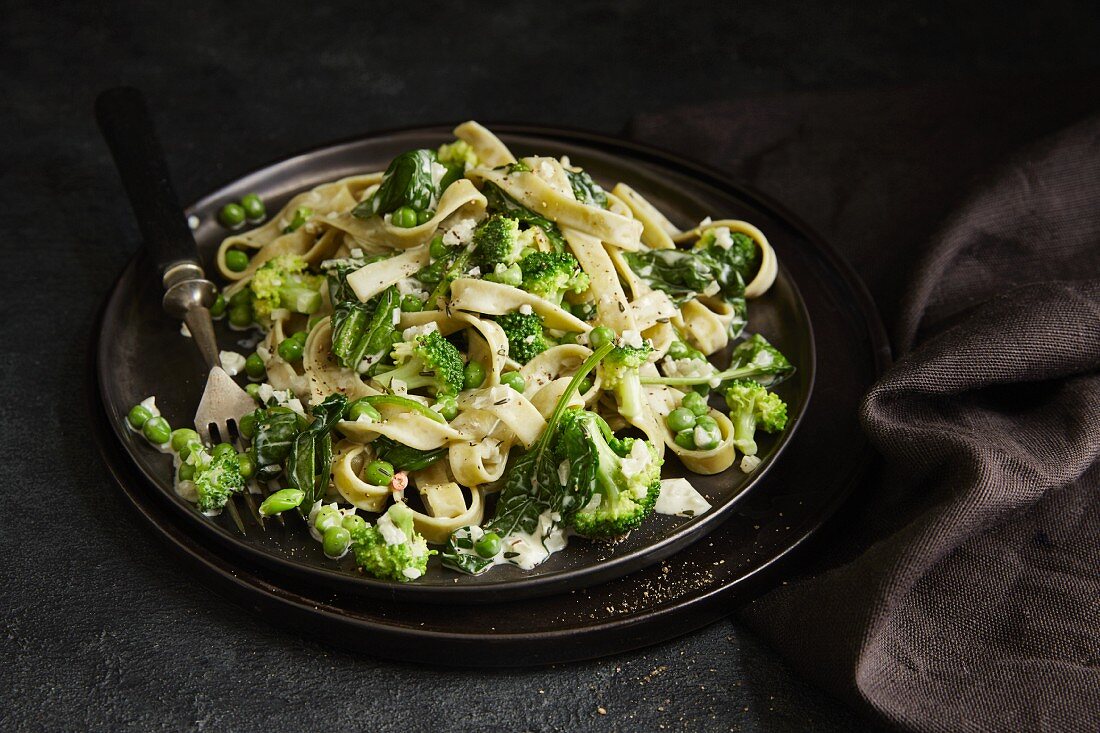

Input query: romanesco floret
[518,251,590,305]
[496,311,554,364]
[249,254,325,321]
[723,379,789,457]
[598,342,653,421]
[561,410,663,538]
[373,328,464,396]
[471,215,522,270]
[350,503,435,581]
[437,139,479,169]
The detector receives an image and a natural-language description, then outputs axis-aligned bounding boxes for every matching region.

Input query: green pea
[177,441,194,462]
[227,288,251,308]
[277,336,304,362]
[259,488,305,517]
[463,360,486,390]
[416,209,433,225]
[559,332,579,345]
[237,452,255,479]
[577,376,593,394]
[218,203,246,228]
[435,395,459,421]
[209,292,227,318]
[589,326,615,350]
[313,506,342,532]
[681,391,709,417]
[501,371,525,393]
[323,526,352,558]
[695,415,719,432]
[245,353,266,380]
[240,193,265,222]
[212,442,236,459]
[674,429,696,450]
[225,249,249,272]
[127,404,152,429]
[475,532,502,558]
[429,235,449,259]
[245,383,262,401]
[143,416,171,445]
[392,206,418,228]
[170,428,200,453]
[365,460,395,486]
[178,463,196,481]
[342,514,367,533]
[346,399,381,422]
[694,417,721,451]
[401,294,424,312]
[667,407,697,432]
[667,340,691,359]
[228,304,253,329]
[238,412,256,439]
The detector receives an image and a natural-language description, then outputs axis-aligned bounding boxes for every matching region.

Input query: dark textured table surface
[4,2,1098,730]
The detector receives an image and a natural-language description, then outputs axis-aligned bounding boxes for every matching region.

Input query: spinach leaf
[351,149,438,219]
[371,436,447,473]
[566,169,608,208]
[483,183,566,252]
[250,407,306,481]
[622,248,716,305]
[287,394,348,515]
[695,230,760,299]
[329,285,400,370]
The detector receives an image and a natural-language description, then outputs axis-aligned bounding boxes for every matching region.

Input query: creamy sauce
[655,478,712,518]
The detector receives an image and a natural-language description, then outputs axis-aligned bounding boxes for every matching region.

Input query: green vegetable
[238,411,256,438]
[240,193,265,222]
[286,394,348,515]
[681,391,708,417]
[219,203,246,228]
[371,436,447,473]
[345,398,382,422]
[361,395,447,424]
[463,360,486,391]
[588,326,614,350]
[474,532,502,558]
[642,334,794,389]
[170,428,200,452]
[228,304,253,328]
[598,341,654,421]
[277,336,304,363]
[314,506,342,532]
[237,452,255,479]
[244,353,266,380]
[621,248,714,306]
[248,255,324,321]
[483,262,523,287]
[566,169,608,208]
[577,376,592,394]
[212,442,236,459]
[435,395,459,420]
[429,235,449,259]
[666,407,697,432]
[372,329,464,396]
[329,275,401,371]
[365,460,394,486]
[471,215,523,270]
[283,206,313,233]
[323,526,352,558]
[178,463,195,481]
[392,206,418,228]
[416,209,434,225]
[500,371,525,393]
[496,311,553,364]
[342,514,367,533]
[350,503,435,582]
[437,139,479,169]
[518,252,590,305]
[562,410,662,538]
[482,183,566,251]
[723,378,789,457]
[245,383,261,400]
[225,249,249,273]
[442,340,613,575]
[426,245,473,304]
[674,429,696,450]
[249,406,307,480]
[694,228,760,297]
[127,404,152,429]
[209,293,227,318]
[693,416,722,451]
[503,160,532,174]
[258,488,305,516]
[400,294,424,312]
[143,416,171,445]
[188,443,245,513]
[352,149,439,218]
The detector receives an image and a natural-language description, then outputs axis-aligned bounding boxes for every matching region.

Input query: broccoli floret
[185,443,245,513]
[562,410,662,538]
[598,340,653,421]
[518,252,590,305]
[641,334,794,389]
[350,503,435,581]
[472,215,522,270]
[723,379,789,457]
[249,255,325,321]
[373,328,464,396]
[497,311,554,364]
[437,139,479,169]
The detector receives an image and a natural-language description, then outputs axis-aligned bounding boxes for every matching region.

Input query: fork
[96,86,265,534]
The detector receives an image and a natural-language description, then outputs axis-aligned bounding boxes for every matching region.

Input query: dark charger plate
[93,126,888,662]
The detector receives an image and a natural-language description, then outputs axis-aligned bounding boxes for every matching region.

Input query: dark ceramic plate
[98,126,816,603]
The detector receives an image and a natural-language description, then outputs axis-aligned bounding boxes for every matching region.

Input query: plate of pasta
[99,122,813,601]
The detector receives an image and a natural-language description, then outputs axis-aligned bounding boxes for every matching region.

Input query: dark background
[4,2,1098,731]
